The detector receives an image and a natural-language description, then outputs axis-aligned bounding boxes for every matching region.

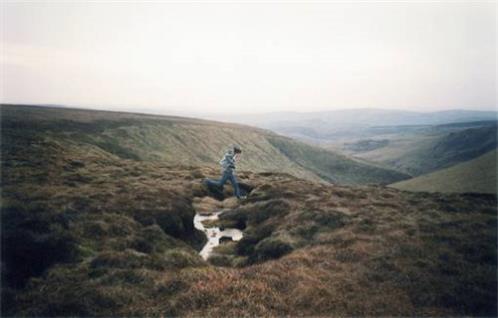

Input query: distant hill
[349,122,497,176]
[201,108,498,141]
[0,104,408,185]
[200,108,497,177]
[1,104,496,317]
[390,149,497,194]
[266,135,407,185]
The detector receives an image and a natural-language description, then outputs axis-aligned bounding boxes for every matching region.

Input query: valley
[391,149,497,194]
[204,109,497,177]
[1,104,496,317]
[0,105,408,185]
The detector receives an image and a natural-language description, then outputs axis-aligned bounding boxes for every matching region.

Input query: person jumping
[204,144,245,199]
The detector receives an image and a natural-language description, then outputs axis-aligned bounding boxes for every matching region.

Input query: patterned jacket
[219,150,236,173]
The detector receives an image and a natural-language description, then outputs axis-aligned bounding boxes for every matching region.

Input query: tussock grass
[2,105,496,317]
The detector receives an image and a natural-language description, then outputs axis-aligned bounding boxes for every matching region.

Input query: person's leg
[228,172,241,198]
[205,170,230,188]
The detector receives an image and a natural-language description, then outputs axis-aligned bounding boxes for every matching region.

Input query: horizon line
[1,102,497,117]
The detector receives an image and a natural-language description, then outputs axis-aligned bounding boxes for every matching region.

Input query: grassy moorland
[211,109,497,176]
[1,105,496,317]
[337,121,498,176]
[391,149,497,194]
[0,104,409,185]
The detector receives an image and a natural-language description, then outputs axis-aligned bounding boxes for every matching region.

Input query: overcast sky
[1,1,496,114]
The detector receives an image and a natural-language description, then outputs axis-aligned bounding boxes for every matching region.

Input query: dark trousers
[205,169,241,198]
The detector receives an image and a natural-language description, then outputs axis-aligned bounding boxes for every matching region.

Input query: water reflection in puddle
[194,211,243,260]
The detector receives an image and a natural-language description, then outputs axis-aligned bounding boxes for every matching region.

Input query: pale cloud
[1,1,495,114]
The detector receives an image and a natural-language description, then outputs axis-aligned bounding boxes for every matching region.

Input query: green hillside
[1,104,496,317]
[390,149,497,194]
[347,123,497,176]
[0,104,408,185]
[267,135,407,185]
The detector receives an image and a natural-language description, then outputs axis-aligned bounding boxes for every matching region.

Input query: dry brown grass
[2,105,496,317]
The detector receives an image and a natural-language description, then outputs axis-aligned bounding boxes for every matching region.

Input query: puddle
[194,211,243,260]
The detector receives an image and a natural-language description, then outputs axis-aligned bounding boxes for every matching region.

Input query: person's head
[233,145,242,160]
[233,145,242,154]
